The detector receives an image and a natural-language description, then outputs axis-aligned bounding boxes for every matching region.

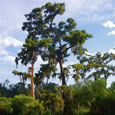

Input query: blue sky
[0,0,115,87]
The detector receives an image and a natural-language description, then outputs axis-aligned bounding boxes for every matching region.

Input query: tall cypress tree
[16,2,93,114]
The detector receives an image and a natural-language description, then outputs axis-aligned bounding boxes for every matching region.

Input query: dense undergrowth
[0,79,115,115]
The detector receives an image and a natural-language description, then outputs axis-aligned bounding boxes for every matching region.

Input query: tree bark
[59,61,68,115]
[59,60,66,85]
[31,64,35,100]
[22,77,25,94]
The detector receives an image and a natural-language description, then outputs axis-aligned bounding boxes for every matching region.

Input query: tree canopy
[16,2,92,86]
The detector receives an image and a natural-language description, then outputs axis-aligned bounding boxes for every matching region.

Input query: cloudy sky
[0,0,115,86]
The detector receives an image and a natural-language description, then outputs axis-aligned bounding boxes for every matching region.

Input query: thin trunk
[31,63,35,100]
[22,77,25,94]
[103,70,107,80]
[104,75,107,80]
[94,75,98,81]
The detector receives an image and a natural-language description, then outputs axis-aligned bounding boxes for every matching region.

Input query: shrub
[23,100,45,115]
[0,97,13,115]
[11,94,33,115]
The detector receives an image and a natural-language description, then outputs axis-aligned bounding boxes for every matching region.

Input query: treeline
[0,80,30,97]
[0,79,115,115]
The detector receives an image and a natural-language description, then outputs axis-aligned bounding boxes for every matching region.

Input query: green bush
[23,100,45,115]
[0,79,115,115]
[11,94,47,115]
[42,91,64,115]
[89,80,115,115]
[0,97,13,115]
[90,93,115,115]
[11,94,34,115]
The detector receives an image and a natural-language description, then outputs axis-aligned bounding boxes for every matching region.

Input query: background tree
[75,52,115,80]
[12,70,30,94]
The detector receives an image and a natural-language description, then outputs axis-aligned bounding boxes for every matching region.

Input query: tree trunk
[31,64,35,100]
[62,75,66,85]
[59,60,68,115]
[59,60,66,85]
[22,77,25,94]
[59,61,68,115]
[58,36,67,115]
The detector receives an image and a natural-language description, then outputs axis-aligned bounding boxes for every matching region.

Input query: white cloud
[62,0,114,22]
[4,36,22,47]
[0,49,8,55]
[65,0,113,13]
[108,30,115,35]
[0,34,23,48]
[63,62,74,67]
[109,48,115,54]
[85,50,115,57]
[103,21,115,28]
[0,0,114,34]
[0,33,23,64]
[0,55,15,64]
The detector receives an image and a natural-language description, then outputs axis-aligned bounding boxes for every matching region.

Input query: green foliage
[0,82,30,98]
[0,97,13,115]
[90,91,115,115]
[78,52,115,80]
[74,84,92,107]
[36,64,57,80]
[0,80,115,115]
[42,91,64,115]
[12,70,31,78]
[73,79,115,115]
[15,38,39,66]
[64,30,92,47]
[61,85,77,115]
[17,2,93,88]
[23,100,45,115]
[11,94,33,115]
[72,64,84,81]
[41,82,59,93]
[109,82,115,94]
[22,3,65,39]
[90,81,115,115]
[39,38,53,49]
[91,78,107,96]
[0,83,8,97]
